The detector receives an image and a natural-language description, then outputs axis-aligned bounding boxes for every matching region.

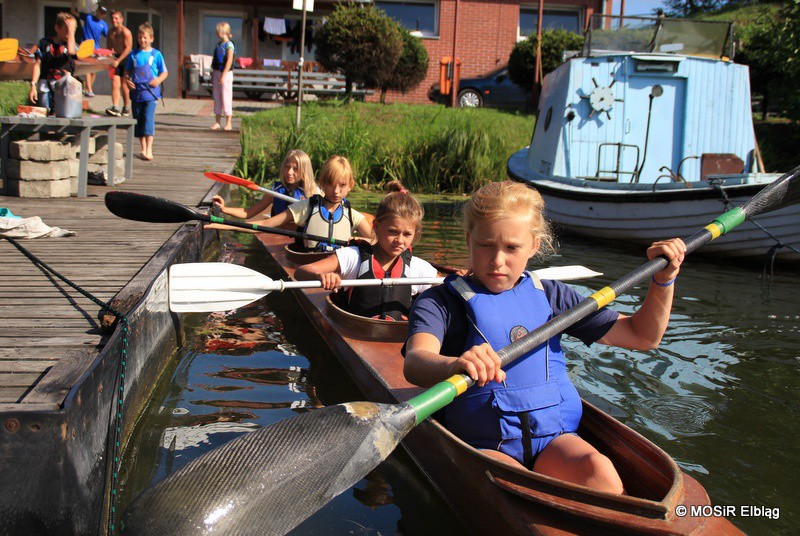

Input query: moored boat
[0,45,115,82]
[507,14,799,263]
[257,232,741,535]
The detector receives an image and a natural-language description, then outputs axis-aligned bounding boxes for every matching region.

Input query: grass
[236,102,536,194]
[0,81,30,116]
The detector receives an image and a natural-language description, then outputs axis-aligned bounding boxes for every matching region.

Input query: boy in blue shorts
[124,22,167,161]
[73,3,108,96]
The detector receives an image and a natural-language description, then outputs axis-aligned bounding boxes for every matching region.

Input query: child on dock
[29,12,78,114]
[403,180,685,493]
[295,181,438,320]
[210,21,235,132]
[211,150,318,220]
[124,22,167,161]
[248,155,372,251]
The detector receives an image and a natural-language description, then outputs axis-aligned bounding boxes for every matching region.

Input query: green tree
[315,4,404,98]
[380,29,429,103]
[508,29,584,91]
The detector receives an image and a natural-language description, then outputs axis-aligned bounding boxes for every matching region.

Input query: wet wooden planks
[0,115,241,404]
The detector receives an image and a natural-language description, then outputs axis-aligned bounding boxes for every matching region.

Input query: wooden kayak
[256,232,742,535]
[0,48,115,82]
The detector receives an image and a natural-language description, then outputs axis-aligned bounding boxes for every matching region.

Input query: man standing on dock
[105,10,132,117]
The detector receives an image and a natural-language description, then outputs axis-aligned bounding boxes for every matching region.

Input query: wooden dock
[0,113,242,533]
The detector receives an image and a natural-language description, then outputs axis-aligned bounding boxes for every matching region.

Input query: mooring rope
[3,236,128,535]
[711,181,800,275]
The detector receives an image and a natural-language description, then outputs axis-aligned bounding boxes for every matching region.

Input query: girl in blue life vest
[403,181,686,494]
[124,22,167,161]
[295,181,438,320]
[247,155,373,252]
[211,150,319,222]
[210,21,234,131]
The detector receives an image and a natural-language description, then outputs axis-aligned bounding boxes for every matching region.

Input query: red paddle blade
[204,171,260,191]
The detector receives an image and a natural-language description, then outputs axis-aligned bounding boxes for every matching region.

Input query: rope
[710,181,800,275]
[3,237,128,535]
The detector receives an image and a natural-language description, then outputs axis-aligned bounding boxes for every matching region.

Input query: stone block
[67,134,96,156]
[7,159,71,181]
[7,178,71,198]
[88,160,125,177]
[10,140,72,161]
[95,135,126,156]
[68,158,79,178]
[88,143,125,164]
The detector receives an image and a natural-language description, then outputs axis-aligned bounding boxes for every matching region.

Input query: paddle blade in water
[742,164,800,217]
[105,191,205,224]
[0,38,19,62]
[123,402,416,536]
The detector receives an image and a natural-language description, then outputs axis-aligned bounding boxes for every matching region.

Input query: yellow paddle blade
[76,39,94,59]
[0,38,19,62]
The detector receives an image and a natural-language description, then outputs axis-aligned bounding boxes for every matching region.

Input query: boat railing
[593,142,640,182]
[583,14,734,60]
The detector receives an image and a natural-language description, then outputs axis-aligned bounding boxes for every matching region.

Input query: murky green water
[120,199,798,535]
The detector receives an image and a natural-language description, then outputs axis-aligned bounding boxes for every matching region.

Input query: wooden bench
[199,68,373,101]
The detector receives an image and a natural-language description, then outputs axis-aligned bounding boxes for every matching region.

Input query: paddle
[122,166,800,536]
[76,39,95,60]
[204,171,301,205]
[104,191,350,247]
[167,262,603,313]
[0,38,19,62]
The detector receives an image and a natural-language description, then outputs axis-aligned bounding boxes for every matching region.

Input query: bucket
[53,74,83,118]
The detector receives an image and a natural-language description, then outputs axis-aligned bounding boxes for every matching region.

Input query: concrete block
[7,178,71,198]
[7,159,71,181]
[67,134,96,155]
[95,135,126,156]
[88,160,125,177]
[10,140,72,161]
[68,158,79,178]
[88,143,125,164]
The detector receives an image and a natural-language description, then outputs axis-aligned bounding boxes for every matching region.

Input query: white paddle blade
[533,265,602,281]
[169,262,276,313]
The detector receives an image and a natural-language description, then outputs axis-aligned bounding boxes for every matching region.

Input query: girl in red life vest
[211,150,319,221]
[295,181,438,320]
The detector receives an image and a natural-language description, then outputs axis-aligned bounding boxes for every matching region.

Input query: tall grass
[0,82,30,116]
[236,102,535,193]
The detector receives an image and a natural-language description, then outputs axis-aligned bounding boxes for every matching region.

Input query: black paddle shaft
[104,191,351,247]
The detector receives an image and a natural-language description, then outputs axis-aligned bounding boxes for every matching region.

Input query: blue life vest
[334,242,413,320]
[270,181,305,216]
[211,41,234,71]
[439,273,582,461]
[130,50,161,102]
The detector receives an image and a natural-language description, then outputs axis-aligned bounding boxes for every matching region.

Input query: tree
[508,29,584,91]
[314,4,404,98]
[380,29,429,103]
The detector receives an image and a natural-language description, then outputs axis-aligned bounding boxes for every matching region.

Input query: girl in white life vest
[211,150,318,221]
[249,155,372,251]
[295,181,437,320]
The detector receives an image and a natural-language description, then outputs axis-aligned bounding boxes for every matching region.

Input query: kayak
[256,232,742,535]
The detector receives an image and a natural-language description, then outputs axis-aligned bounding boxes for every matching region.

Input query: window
[43,3,71,38]
[375,0,438,37]
[127,10,162,51]
[201,14,244,57]
[519,7,581,37]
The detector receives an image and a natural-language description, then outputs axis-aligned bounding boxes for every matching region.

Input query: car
[428,66,531,109]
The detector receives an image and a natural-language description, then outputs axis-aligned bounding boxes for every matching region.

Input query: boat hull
[0,56,115,82]
[257,233,742,535]
[508,150,800,262]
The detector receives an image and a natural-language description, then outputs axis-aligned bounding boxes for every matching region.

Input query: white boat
[507,14,800,263]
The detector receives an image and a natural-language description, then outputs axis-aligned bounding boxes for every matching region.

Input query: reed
[235,102,535,193]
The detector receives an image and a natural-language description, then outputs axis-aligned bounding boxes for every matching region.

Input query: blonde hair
[216,22,232,39]
[138,22,154,39]
[375,181,424,244]
[280,150,316,195]
[461,181,555,255]
[317,155,354,189]
[55,12,76,28]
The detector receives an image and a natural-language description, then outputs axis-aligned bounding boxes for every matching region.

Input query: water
[120,199,798,535]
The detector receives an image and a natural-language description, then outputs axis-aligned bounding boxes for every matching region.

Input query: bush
[315,4,404,95]
[508,29,584,91]
[235,103,535,194]
[380,29,429,103]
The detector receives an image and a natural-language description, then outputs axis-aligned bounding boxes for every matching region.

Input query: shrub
[508,29,584,91]
[380,29,429,103]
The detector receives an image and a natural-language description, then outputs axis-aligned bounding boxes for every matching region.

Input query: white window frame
[518,5,583,40]
[40,1,71,37]
[126,8,164,51]
[375,0,439,38]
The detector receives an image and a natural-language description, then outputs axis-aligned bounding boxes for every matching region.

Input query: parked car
[428,66,531,108]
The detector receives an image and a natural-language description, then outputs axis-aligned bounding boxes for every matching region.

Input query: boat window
[543,107,553,131]
[634,59,679,73]
[376,0,439,38]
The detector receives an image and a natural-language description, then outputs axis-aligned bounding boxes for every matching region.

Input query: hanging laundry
[263,17,286,36]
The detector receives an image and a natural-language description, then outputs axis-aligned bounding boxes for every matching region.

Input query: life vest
[270,181,305,216]
[130,50,161,102]
[334,243,413,320]
[211,40,234,71]
[39,38,74,81]
[438,273,582,463]
[296,194,354,252]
